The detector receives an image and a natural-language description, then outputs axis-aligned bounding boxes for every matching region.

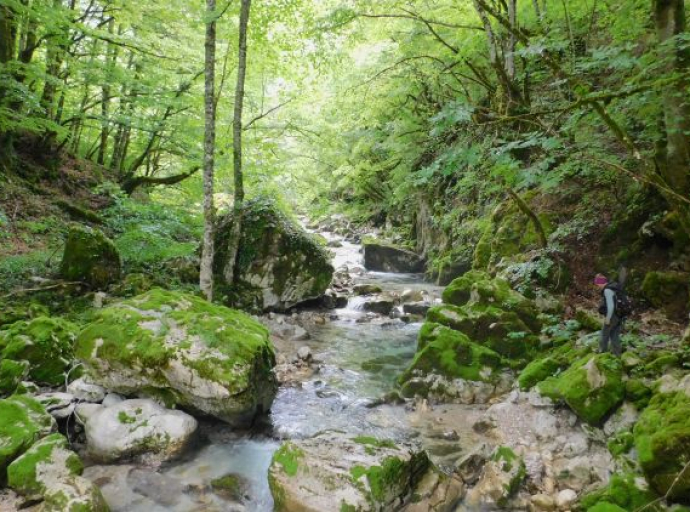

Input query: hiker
[594,273,630,357]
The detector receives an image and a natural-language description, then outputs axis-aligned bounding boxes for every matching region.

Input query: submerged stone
[75,288,277,426]
[60,225,121,289]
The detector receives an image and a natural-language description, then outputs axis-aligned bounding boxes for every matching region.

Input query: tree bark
[98,17,117,165]
[655,0,690,196]
[200,0,218,300]
[224,0,252,285]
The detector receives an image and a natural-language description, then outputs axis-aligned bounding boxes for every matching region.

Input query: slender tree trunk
[224,0,252,285]
[506,0,517,80]
[98,17,116,165]
[0,4,18,160]
[200,0,218,300]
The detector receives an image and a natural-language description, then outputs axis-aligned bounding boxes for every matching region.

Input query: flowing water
[86,230,445,512]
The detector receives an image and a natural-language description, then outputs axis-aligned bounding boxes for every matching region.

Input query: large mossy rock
[427,304,538,359]
[641,271,689,321]
[634,385,690,501]
[0,394,55,474]
[399,323,507,391]
[0,316,80,387]
[269,432,460,512]
[517,343,590,391]
[472,199,554,271]
[7,432,109,511]
[363,240,425,273]
[441,271,541,332]
[538,353,624,425]
[214,198,334,311]
[579,473,661,512]
[74,289,277,426]
[60,225,121,289]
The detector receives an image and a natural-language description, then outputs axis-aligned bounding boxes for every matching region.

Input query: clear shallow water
[90,229,440,512]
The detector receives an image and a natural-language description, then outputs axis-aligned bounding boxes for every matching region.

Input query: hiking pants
[600,315,622,356]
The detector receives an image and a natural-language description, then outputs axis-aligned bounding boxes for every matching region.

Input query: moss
[427,304,539,360]
[0,395,54,472]
[644,353,680,376]
[625,379,652,409]
[400,323,506,387]
[607,431,635,457]
[118,411,136,424]
[538,353,624,425]
[60,225,121,289]
[641,271,689,321]
[0,359,29,395]
[518,343,589,390]
[214,197,334,310]
[442,270,492,306]
[634,391,690,500]
[211,473,246,500]
[518,356,563,390]
[0,302,50,328]
[41,476,110,512]
[587,503,629,512]
[350,452,430,505]
[492,446,527,506]
[7,433,83,496]
[75,289,276,420]
[272,443,304,477]
[580,473,661,512]
[575,309,603,332]
[1,316,79,386]
[352,437,397,450]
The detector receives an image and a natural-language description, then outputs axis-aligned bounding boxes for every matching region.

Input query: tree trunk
[224,0,252,285]
[98,17,117,165]
[200,0,218,300]
[655,0,690,196]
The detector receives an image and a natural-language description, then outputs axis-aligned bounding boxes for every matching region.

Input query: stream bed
[84,230,456,512]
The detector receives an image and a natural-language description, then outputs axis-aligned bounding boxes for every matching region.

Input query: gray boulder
[214,198,334,311]
[363,241,424,273]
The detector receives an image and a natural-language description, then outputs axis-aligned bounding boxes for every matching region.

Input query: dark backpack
[598,283,632,318]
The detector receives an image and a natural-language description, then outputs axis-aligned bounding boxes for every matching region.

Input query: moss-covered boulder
[441,272,541,333]
[0,302,50,328]
[634,390,690,501]
[427,304,538,359]
[537,353,624,425]
[0,394,55,474]
[399,323,507,392]
[269,432,458,512]
[0,316,79,386]
[641,271,689,321]
[363,239,425,273]
[60,225,121,289]
[0,359,29,395]
[213,198,333,311]
[518,343,590,390]
[7,433,82,496]
[579,473,661,512]
[74,289,277,426]
[472,199,554,271]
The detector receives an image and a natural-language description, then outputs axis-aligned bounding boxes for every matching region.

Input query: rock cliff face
[75,289,277,426]
[214,198,334,311]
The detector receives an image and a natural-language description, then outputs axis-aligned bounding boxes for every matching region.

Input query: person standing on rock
[594,273,630,357]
